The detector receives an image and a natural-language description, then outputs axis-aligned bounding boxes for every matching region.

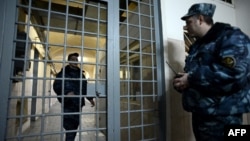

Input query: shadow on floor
[22,101,106,141]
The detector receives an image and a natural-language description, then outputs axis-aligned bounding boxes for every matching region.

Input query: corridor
[22,100,106,141]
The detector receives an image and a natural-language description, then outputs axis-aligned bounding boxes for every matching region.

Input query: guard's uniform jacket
[183,22,250,116]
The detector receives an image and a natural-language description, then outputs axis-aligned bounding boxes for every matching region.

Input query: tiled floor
[22,101,106,141]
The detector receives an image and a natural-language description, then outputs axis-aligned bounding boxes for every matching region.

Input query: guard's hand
[67,91,74,96]
[173,72,189,92]
[89,99,95,107]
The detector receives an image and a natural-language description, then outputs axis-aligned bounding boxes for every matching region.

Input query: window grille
[221,0,233,4]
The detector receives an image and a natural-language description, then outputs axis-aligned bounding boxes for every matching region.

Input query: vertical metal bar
[61,1,70,141]
[96,2,101,141]
[150,1,159,140]
[124,1,131,140]
[137,1,144,140]
[79,1,86,141]
[153,0,166,140]
[46,0,65,139]
[41,3,52,135]
[48,0,52,111]
[17,1,31,139]
[107,0,120,140]
[31,48,39,121]
[0,0,16,140]
[149,0,156,102]
[0,0,5,60]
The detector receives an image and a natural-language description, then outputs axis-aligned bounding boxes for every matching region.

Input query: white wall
[161,0,236,41]
[234,0,250,36]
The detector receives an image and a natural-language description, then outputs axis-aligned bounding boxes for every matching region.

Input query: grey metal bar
[153,0,166,140]
[0,0,4,61]
[1,0,164,140]
[31,48,39,121]
[107,0,120,140]
[137,1,145,140]
[0,0,16,141]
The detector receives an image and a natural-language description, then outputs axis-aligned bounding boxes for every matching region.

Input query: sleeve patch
[222,56,236,68]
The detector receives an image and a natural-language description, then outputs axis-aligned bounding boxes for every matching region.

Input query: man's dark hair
[67,53,79,60]
[194,14,214,25]
[203,15,214,25]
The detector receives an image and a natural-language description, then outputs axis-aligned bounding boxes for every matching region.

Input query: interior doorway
[0,0,165,141]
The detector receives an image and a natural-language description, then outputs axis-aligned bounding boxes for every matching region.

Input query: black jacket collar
[197,22,231,44]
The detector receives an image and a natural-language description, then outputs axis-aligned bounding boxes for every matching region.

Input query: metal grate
[119,0,160,140]
[7,0,108,140]
[1,0,164,141]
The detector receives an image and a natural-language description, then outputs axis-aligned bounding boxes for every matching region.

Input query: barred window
[221,0,233,4]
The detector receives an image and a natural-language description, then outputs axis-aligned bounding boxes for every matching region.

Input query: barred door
[0,0,165,141]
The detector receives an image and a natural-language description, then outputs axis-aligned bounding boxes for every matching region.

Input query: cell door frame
[0,0,16,140]
[0,0,166,141]
[107,0,166,140]
[105,0,121,141]
[0,0,120,141]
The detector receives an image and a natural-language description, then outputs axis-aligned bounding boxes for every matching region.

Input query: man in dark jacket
[53,52,95,141]
[173,3,250,141]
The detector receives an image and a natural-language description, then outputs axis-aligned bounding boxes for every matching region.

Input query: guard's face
[183,16,200,37]
[68,56,78,68]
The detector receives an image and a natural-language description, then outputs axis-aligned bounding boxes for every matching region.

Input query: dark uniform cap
[67,52,79,60]
[181,3,216,20]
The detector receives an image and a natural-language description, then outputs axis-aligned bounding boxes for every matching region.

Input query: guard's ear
[198,14,205,25]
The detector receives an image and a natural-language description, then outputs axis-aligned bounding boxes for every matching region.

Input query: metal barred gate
[0,0,165,141]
